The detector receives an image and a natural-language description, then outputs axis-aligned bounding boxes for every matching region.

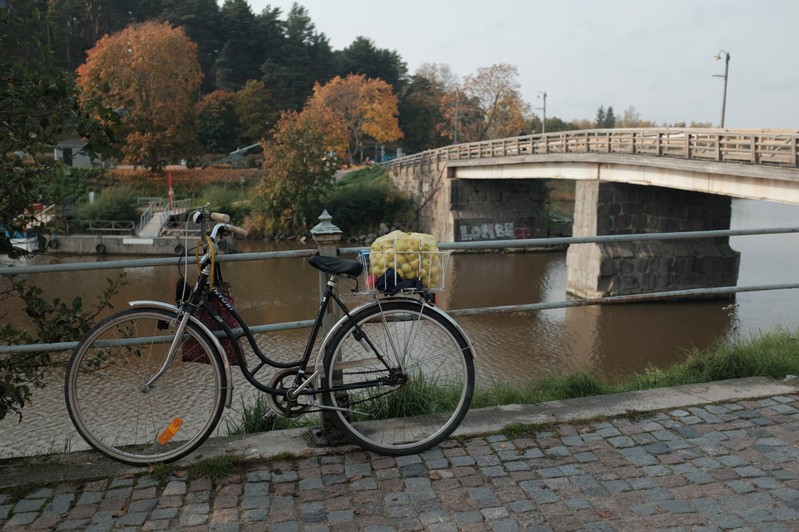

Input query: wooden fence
[382,128,799,171]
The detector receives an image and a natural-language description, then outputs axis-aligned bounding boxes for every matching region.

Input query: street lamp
[537,91,547,134]
[713,50,730,128]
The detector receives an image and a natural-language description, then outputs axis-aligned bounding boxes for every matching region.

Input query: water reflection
[3,199,799,458]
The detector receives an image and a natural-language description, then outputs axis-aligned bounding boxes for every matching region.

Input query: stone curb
[0,376,795,489]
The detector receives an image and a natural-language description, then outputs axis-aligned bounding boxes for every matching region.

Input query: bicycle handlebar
[224,223,248,237]
[191,208,248,237]
[209,221,248,239]
[209,212,230,223]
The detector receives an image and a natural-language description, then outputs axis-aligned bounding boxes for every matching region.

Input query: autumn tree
[77,21,203,170]
[308,73,403,163]
[456,63,531,142]
[233,80,279,146]
[196,90,238,154]
[617,105,657,128]
[253,106,348,236]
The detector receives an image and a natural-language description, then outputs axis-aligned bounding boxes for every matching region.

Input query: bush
[77,184,139,221]
[323,167,415,236]
[194,184,248,223]
[48,167,106,205]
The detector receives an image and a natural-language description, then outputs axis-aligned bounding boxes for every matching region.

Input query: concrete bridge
[381,128,799,298]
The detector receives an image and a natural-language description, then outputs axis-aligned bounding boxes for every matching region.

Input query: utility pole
[713,50,730,128]
[453,89,460,144]
[537,92,547,134]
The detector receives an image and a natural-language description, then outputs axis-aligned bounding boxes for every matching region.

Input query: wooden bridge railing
[381,128,799,171]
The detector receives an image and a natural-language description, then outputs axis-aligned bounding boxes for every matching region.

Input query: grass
[230,327,799,435]
[223,395,314,436]
[350,371,465,421]
[187,455,240,483]
[475,326,799,408]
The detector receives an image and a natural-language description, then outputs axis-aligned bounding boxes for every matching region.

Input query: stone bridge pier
[566,181,740,298]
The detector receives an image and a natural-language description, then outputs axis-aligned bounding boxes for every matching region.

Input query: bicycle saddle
[309,255,363,276]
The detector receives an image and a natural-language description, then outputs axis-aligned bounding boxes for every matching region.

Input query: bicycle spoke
[324,299,474,456]
[65,309,226,465]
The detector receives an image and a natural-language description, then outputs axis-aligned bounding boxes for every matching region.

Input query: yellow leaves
[308,73,403,161]
[76,21,203,169]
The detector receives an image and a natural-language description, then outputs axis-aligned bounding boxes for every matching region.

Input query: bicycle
[64,207,475,466]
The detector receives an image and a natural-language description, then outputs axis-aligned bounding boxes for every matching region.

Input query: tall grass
[232,328,799,434]
[348,372,464,421]
[224,395,311,435]
[475,327,799,407]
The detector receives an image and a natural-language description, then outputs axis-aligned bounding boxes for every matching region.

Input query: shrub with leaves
[323,167,415,236]
[0,274,126,421]
[254,106,348,237]
[77,185,140,221]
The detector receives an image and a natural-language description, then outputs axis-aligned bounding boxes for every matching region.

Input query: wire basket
[356,249,449,295]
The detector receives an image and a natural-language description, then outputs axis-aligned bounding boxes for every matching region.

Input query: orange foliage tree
[76,21,203,170]
[308,73,403,163]
[253,105,348,236]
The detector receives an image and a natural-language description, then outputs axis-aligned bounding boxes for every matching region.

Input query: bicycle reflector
[157,417,184,445]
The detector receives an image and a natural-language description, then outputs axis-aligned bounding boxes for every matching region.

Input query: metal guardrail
[138,198,193,236]
[66,220,136,235]
[139,203,155,233]
[381,128,799,171]
[137,197,164,206]
[3,226,799,355]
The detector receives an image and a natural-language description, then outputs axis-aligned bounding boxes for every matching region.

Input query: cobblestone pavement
[2,394,799,531]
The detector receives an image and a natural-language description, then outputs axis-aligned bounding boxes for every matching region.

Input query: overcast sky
[246,0,798,130]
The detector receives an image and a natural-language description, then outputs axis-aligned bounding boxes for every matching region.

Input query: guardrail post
[311,209,343,328]
[309,209,348,445]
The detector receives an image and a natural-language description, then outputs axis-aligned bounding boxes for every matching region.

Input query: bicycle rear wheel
[322,298,474,456]
[65,308,227,465]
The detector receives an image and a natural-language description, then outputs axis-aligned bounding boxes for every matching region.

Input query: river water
[2,198,798,458]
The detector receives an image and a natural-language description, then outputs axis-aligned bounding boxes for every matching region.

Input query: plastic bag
[180,276,242,366]
[368,230,443,291]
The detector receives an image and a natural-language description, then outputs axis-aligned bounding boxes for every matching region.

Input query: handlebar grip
[210,212,230,223]
[226,224,248,237]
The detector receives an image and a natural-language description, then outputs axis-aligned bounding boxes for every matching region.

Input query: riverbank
[1,377,798,529]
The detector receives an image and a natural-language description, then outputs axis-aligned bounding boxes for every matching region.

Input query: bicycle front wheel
[322,299,474,456]
[65,308,227,465]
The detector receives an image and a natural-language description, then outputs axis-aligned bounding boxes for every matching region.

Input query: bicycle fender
[129,300,234,407]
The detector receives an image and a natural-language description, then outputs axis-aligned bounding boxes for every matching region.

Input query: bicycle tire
[65,307,227,465]
[322,298,474,456]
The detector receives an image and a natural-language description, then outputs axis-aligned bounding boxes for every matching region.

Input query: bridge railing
[382,128,799,171]
[3,225,799,356]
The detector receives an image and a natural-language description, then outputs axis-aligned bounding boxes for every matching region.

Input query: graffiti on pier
[457,221,538,241]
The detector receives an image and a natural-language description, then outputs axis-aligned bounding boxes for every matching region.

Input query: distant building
[54,139,102,168]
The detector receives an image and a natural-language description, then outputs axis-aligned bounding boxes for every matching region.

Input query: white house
[54,139,102,168]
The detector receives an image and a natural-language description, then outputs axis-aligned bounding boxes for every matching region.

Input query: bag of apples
[365,230,447,294]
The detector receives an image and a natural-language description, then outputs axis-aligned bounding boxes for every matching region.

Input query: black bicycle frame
[192,271,395,399]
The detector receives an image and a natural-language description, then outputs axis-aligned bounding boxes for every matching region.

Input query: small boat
[10,234,39,253]
[2,225,40,254]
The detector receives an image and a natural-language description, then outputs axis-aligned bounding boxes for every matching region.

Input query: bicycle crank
[265,368,315,417]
